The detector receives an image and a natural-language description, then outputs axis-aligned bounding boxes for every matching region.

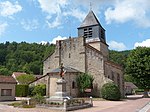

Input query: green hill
[0,41,55,75]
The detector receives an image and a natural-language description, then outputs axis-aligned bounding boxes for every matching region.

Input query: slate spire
[79,10,100,28]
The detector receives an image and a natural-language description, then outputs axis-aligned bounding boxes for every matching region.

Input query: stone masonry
[35,10,124,97]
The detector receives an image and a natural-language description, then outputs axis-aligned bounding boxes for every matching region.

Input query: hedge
[16,85,29,97]
[29,84,46,96]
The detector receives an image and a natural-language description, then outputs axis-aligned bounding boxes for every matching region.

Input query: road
[0,95,149,112]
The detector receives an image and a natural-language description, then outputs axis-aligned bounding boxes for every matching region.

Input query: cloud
[63,9,86,22]
[50,36,67,44]
[134,39,150,48]
[108,40,126,51]
[21,19,39,31]
[0,22,8,37]
[0,1,22,17]
[46,14,61,29]
[104,0,150,28]
[39,36,67,45]
[39,41,48,45]
[37,0,68,28]
[36,0,107,28]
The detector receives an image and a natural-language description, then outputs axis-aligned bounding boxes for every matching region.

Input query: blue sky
[0,0,150,51]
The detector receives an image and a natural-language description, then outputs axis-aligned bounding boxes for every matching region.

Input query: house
[125,82,138,95]
[0,75,17,101]
[31,10,124,97]
[12,72,42,84]
[12,72,26,84]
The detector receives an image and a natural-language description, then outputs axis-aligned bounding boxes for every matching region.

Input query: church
[31,10,124,97]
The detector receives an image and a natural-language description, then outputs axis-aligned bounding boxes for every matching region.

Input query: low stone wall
[37,97,93,111]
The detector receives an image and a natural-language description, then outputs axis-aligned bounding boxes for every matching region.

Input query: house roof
[12,72,26,77]
[50,66,81,73]
[0,75,17,84]
[125,82,138,89]
[78,10,101,28]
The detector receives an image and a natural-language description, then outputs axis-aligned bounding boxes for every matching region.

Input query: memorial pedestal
[47,78,71,103]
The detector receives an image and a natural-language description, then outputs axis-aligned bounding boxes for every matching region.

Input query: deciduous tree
[126,47,150,97]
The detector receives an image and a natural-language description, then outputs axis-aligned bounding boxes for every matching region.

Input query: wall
[60,37,86,73]
[104,61,124,97]
[86,45,108,97]
[44,37,86,75]
[88,41,100,51]
[0,83,16,101]
[43,42,60,75]
[49,72,79,97]
[99,41,109,59]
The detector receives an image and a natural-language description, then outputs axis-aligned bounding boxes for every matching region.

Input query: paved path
[0,95,149,112]
[72,95,150,112]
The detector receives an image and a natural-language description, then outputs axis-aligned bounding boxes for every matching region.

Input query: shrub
[32,94,46,104]
[31,84,46,96]
[16,85,28,97]
[28,86,34,96]
[101,82,121,101]
[76,73,94,95]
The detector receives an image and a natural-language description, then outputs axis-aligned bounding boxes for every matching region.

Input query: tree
[0,66,12,76]
[76,73,94,96]
[126,47,150,97]
[16,74,36,84]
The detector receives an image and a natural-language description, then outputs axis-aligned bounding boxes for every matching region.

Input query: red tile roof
[0,75,17,84]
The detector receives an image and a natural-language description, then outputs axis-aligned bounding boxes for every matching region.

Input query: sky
[0,0,150,51]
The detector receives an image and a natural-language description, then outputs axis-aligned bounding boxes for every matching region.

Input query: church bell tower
[78,10,109,58]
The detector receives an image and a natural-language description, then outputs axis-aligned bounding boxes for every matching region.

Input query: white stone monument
[47,63,71,103]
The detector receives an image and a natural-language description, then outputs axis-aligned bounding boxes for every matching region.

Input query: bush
[101,82,121,101]
[31,84,46,96]
[28,86,34,96]
[32,94,46,104]
[16,85,29,97]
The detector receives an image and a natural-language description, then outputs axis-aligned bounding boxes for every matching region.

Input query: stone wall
[88,41,100,51]
[49,72,79,97]
[60,37,86,73]
[100,41,109,59]
[43,42,60,75]
[86,44,108,97]
[43,37,86,76]
[104,61,124,96]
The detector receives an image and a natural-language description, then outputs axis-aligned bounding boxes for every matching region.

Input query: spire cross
[90,2,92,10]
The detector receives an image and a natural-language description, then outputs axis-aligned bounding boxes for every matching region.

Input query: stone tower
[78,10,109,59]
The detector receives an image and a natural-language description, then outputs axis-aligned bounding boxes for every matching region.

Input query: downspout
[47,74,50,97]
[84,37,88,73]
[59,40,62,66]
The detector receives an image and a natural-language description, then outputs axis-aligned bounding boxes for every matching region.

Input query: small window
[84,28,92,38]
[69,53,71,58]
[72,81,75,89]
[89,28,92,31]
[111,71,114,81]
[1,89,12,96]
[117,73,120,88]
